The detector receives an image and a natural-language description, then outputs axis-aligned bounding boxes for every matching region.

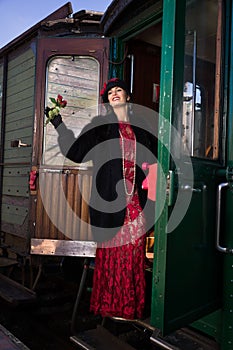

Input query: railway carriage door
[30,37,109,255]
[151,0,225,335]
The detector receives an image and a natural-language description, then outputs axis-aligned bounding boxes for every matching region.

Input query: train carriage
[0,0,232,349]
[0,3,108,269]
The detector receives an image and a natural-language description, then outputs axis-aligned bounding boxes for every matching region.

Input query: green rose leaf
[49,97,57,104]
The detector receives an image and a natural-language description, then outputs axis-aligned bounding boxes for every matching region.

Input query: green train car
[0,0,232,349]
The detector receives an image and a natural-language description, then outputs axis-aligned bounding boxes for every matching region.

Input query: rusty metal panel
[30,238,96,256]
[34,169,93,242]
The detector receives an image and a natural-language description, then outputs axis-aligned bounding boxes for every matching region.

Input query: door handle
[216,182,233,254]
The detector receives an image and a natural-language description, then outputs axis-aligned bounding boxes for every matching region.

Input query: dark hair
[100,78,131,103]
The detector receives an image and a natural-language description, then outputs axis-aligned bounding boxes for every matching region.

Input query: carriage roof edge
[0,2,104,55]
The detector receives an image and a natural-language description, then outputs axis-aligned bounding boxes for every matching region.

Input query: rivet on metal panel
[63,169,71,175]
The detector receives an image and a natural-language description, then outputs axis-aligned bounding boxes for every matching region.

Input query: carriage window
[183,0,222,159]
[43,56,100,166]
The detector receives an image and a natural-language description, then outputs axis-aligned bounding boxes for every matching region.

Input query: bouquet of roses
[45,94,67,125]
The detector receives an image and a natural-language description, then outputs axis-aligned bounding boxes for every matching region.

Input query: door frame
[29,36,109,245]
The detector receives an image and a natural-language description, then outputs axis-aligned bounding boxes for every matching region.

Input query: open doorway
[125,21,162,111]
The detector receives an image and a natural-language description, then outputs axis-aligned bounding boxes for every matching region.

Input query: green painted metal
[108,38,125,79]
[191,2,233,347]
[220,2,233,348]
[150,0,177,331]
[192,309,222,342]
[151,0,187,332]
[1,47,35,231]
[151,0,223,337]
[2,203,29,225]
[221,190,233,350]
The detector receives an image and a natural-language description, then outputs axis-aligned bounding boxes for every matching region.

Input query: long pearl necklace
[119,128,136,196]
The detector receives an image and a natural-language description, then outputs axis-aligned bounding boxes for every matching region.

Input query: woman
[46,78,157,319]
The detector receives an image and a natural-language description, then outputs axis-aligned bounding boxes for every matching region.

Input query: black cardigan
[56,112,157,242]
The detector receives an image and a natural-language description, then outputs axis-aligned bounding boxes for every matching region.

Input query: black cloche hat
[100,78,131,103]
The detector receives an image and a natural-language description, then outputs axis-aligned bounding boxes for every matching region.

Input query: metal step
[109,316,155,332]
[70,325,136,350]
[0,257,18,268]
[0,323,30,349]
[0,273,36,305]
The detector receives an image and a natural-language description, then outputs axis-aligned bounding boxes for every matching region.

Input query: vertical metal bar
[71,258,90,334]
[128,54,134,93]
[216,182,229,253]
[191,30,197,155]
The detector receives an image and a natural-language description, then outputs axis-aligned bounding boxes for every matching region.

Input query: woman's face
[107,86,129,107]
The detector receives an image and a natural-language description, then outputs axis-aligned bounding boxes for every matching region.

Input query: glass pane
[182,0,222,159]
[43,56,100,166]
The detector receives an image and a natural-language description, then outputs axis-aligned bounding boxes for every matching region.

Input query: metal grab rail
[216,182,233,254]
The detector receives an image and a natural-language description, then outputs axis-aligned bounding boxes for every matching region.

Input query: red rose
[57,94,63,103]
[60,100,67,107]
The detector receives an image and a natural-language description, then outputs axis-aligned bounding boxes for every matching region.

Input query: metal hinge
[166,170,174,206]
[226,166,233,189]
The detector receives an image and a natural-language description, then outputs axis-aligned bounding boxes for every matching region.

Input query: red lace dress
[90,122,146,319]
